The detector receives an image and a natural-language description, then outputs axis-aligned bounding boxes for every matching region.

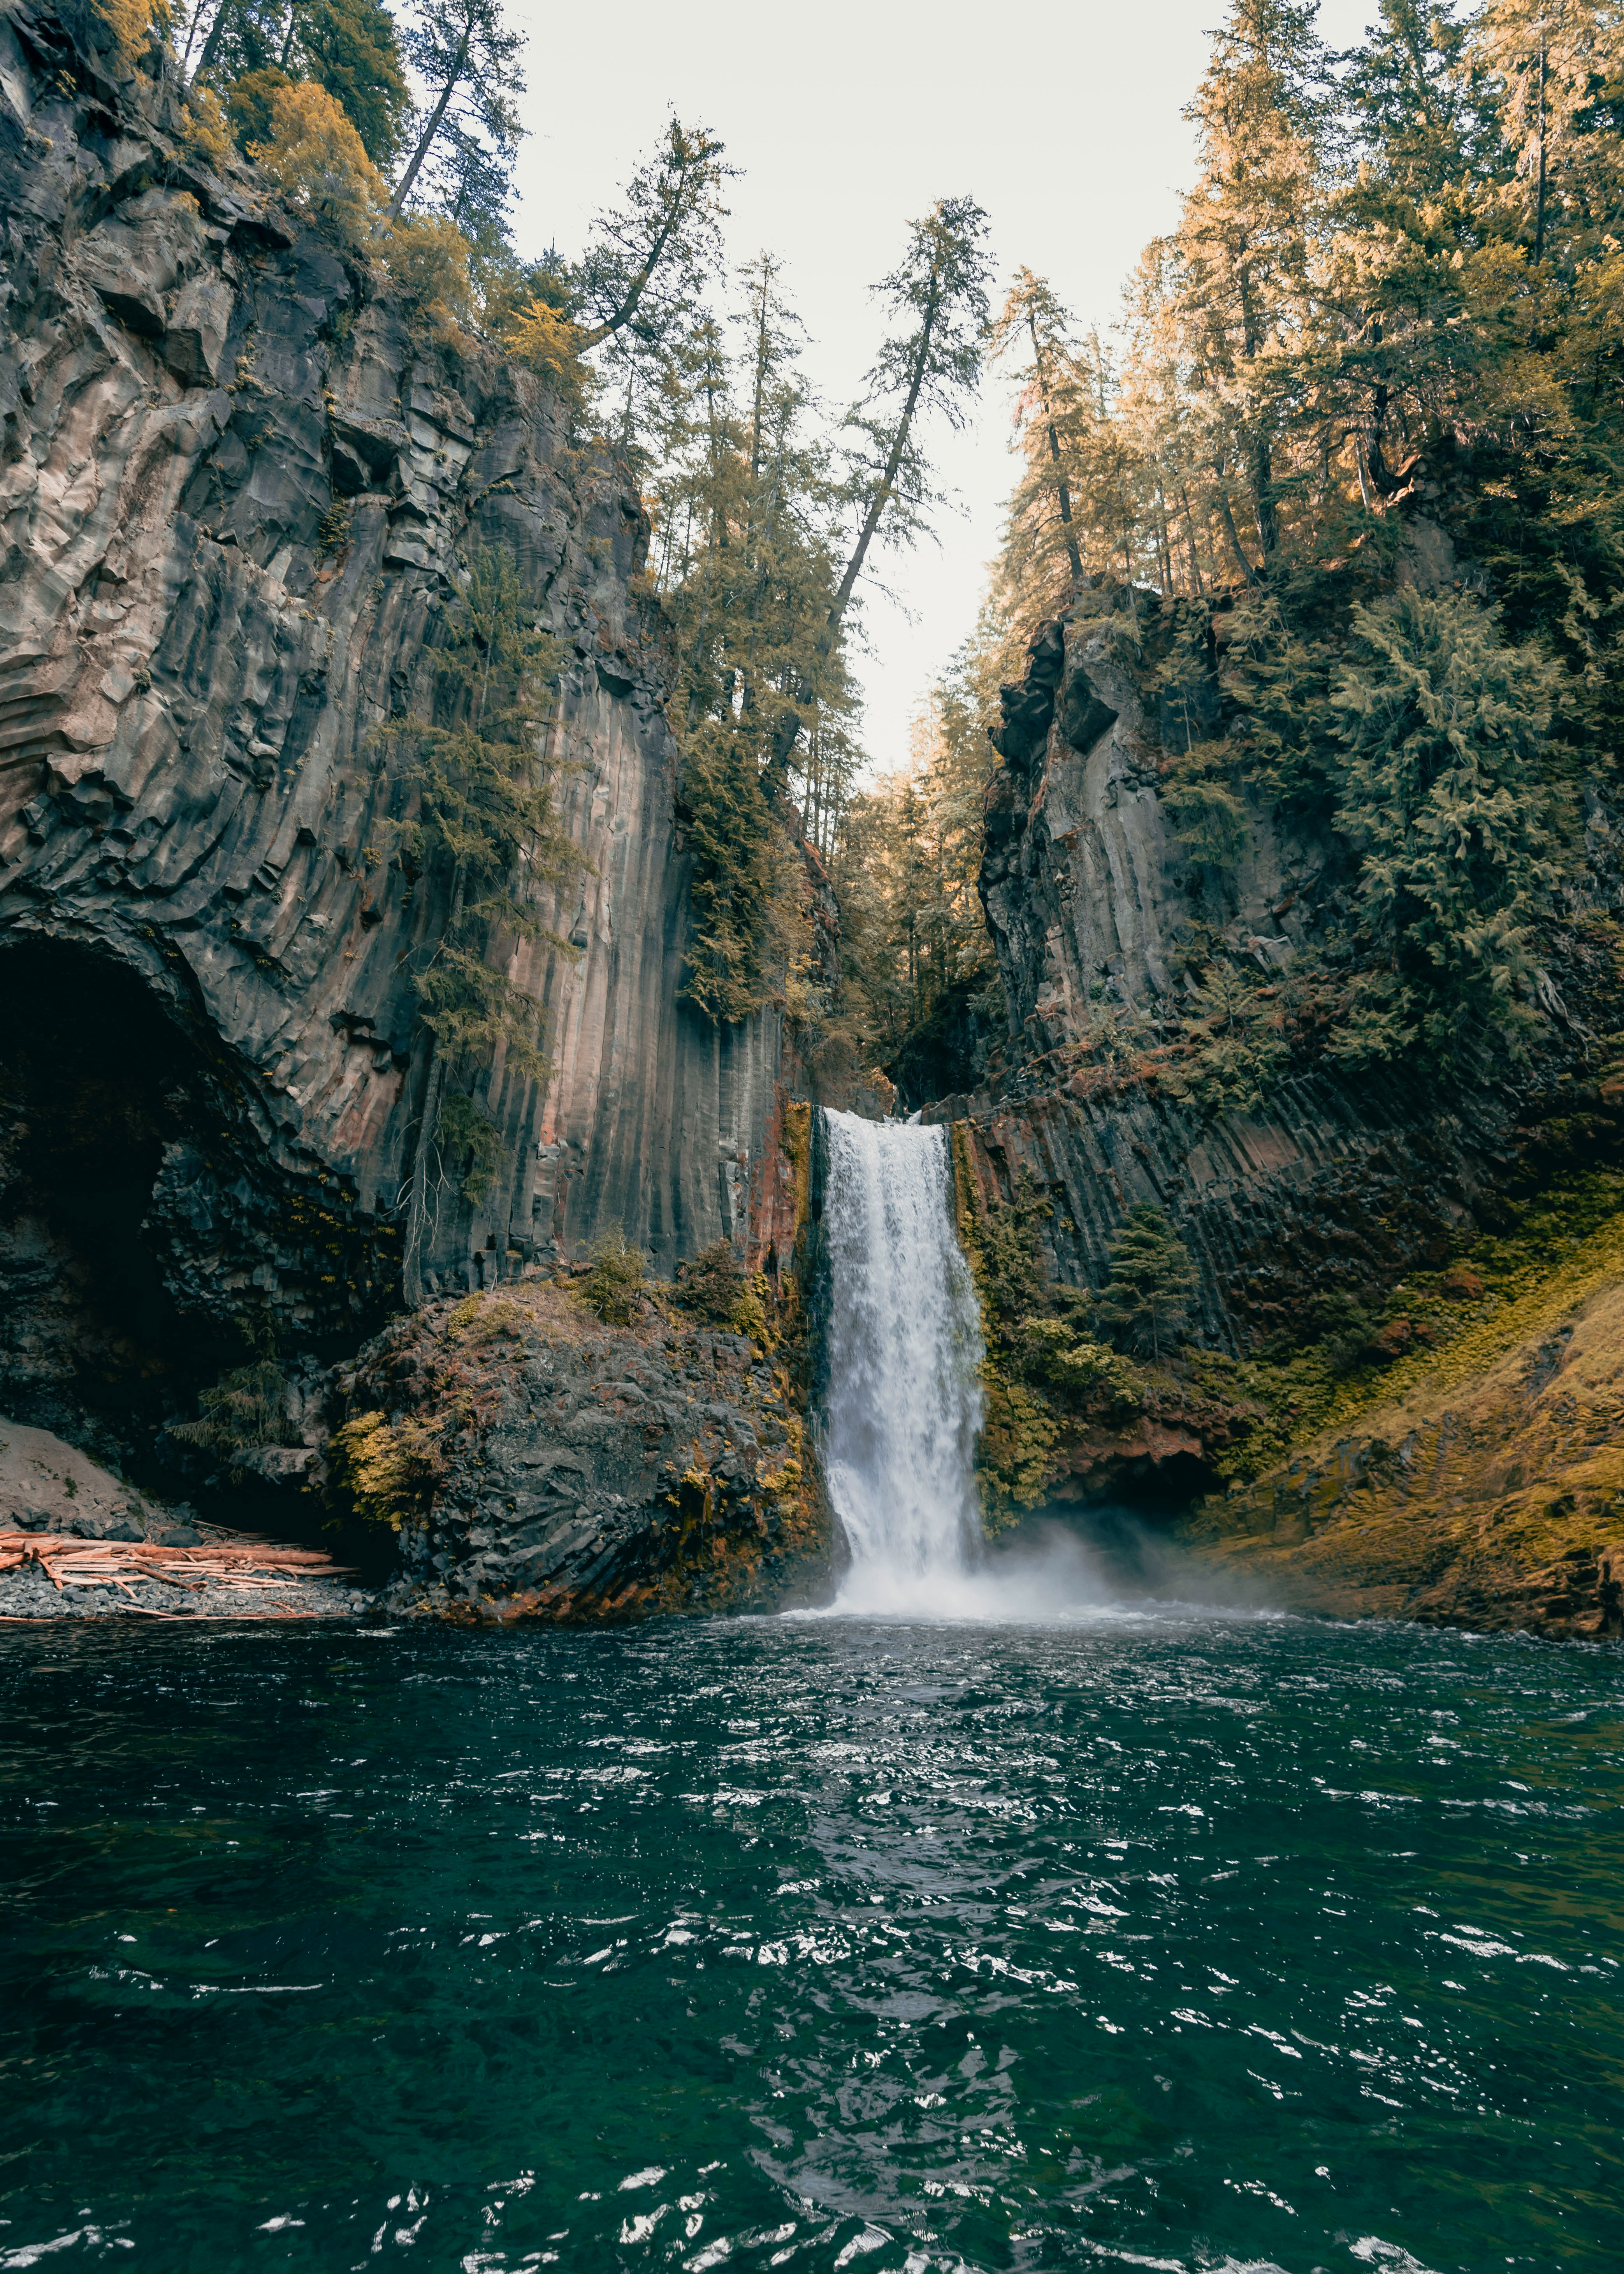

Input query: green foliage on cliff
[1016,1318,1143,1411]
[1328,587,1571,1069]
[189,0,412,165]
[170,1354,290,1475]
[674,1241,746,1324]
[577,1229,650,1326]
[1194,1164,1624,1490]
[948,1135,1062,1522]
[386,544,585,1299]
[393,545,579,1063]
[949,1136,1171,1521]
[435,1091,504,1206]
[957,0,1624,1102]
[328,1408,443,1529]
[1092,1205,1198,1361]
[833,628,1005,1093]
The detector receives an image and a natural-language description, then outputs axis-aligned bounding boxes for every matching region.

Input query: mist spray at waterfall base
[815,1110,1237,1623]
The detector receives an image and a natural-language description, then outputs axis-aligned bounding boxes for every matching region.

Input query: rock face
[331,1282,831,1622]
[0,0,797,1468]
[953,585,1624,1636]
[957,586,1619,1350]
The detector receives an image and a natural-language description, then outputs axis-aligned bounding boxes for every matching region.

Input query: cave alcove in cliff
[0,938,251,1469]
[1042,1451,1220,1591]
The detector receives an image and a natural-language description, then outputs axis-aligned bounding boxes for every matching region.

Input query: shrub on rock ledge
[250,81,385,247]
[578,1229,650,1326]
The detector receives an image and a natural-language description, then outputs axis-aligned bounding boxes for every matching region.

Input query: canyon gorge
[2,0,1621,1640]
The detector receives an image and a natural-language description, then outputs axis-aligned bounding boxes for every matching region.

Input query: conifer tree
[503,121,733,452]
[388,0,524,229]
[1341,0,1492,202]
[831,197,992,631]
[189,0,283,89]
[830,629,1005,1075]
[652,259,854,1020]
[574,121,733,352]
[1161,0,1330,571]
[1093,1205,1199,1361]
[1473,0,1624,269]
[757,198,992,792]
[1328,586,1568,1069]
[294,0,409,162]
[188,0,408,164]
[988,271,1087,607]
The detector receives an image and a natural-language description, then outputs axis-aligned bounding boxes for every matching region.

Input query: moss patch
[1184,1177,1624,1637]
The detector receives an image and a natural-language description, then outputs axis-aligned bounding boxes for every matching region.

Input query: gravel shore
[1,1415,376,1622]
[0,1558,374,1620]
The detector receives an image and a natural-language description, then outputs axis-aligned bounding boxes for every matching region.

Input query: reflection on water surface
[0,1612,1619,2272]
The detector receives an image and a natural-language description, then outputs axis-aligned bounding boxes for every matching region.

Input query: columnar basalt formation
[0,0,799,1473]
[957,586,1620,1347]
[953,584,1624,1634]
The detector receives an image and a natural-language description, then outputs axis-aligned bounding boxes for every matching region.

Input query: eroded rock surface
[0,0,801,1489]
[335,1285,831,1622]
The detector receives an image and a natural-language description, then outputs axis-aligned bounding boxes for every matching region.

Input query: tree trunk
[1178,485,1206,596]
[1250,433,1278,557]
[401,1042,450,1307]
[1236,264,1277,558]
[1214,479,1260,586]
[388,30,471,221]
[1533,37,1548,264]
[190,0,235,85]
[181,0,219,73]
[1029,312,1084,588]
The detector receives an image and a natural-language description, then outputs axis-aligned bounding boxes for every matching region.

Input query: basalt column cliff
[947,580,1624,1640]
[0,0,791,1468]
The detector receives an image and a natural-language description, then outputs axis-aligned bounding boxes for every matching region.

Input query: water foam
[816,1109,1257,1625]
[819,1110,985,1614]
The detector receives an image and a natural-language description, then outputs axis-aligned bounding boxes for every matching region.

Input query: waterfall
[819,1109,987,1613]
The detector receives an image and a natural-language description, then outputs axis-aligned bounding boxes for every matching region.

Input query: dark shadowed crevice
[0,939,242,1466]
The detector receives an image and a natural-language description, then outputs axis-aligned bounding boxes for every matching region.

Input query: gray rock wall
[979,594,1325,1057]
[0,0,783,1438]
[962,589,1554,1346]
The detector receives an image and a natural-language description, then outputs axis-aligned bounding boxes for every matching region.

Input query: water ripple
[0,1616,1619,2270]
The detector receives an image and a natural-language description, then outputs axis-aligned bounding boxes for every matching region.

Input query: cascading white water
[819,1108,987,1613]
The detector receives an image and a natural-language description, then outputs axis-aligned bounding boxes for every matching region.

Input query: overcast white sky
[505,0,1374,776]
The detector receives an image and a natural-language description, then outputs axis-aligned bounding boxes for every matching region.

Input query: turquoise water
[0,1611,1620,2272]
